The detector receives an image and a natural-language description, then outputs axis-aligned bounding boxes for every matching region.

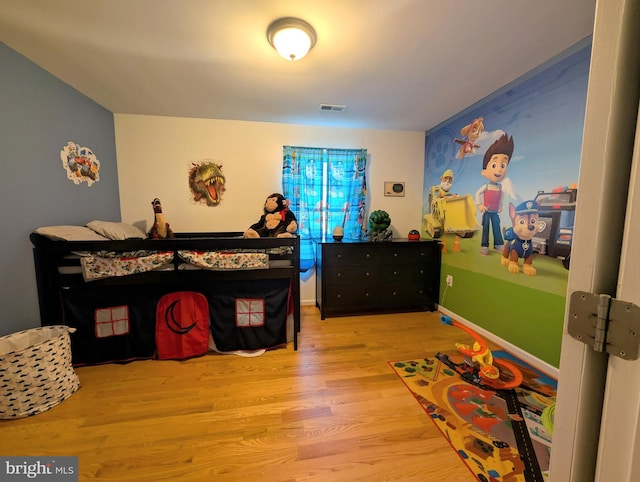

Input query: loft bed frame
[30,231,301,364]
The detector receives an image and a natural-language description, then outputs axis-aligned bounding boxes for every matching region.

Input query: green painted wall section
[439,261,566,367]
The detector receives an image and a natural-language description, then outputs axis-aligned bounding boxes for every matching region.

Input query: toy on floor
[148,198,174,239]
[440,314,523,389]
[244,193,297,238]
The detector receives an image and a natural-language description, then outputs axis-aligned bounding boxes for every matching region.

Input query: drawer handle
[337,254,341,259]
[337,294,341,298]
[393,253,398,257]
[366,253,370,258]
[366,272,370,276]
[392,291,397,296]
[337,272,341,277]
[393,271,397,275]
[419,270,424,274]
[365,292,369,297]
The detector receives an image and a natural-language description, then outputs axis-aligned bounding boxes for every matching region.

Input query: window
[282,146,367,270]
[95,305,130,338]
[236,298,265,327]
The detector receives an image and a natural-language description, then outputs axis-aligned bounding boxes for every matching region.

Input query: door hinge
[568,291,640,360]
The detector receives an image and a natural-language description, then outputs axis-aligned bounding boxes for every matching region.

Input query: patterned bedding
[177,250,268,271]
[80,251,174,281]
[78,249,275,281]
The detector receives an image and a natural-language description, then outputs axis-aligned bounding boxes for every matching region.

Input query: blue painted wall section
[0,42,120,336]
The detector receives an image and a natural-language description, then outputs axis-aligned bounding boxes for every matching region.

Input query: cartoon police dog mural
[501,200,540,276]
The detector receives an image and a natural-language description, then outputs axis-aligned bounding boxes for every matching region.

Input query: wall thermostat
[384,181,405,197]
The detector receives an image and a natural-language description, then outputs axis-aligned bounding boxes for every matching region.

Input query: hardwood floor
[0,307,483,481]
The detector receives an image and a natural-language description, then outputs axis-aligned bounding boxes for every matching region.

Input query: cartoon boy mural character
[475,133,514,255]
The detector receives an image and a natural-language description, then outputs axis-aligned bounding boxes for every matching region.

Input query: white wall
[114,114,426,303]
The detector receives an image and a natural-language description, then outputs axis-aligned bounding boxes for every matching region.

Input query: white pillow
[86,220,146,240]
[35,225,109,241]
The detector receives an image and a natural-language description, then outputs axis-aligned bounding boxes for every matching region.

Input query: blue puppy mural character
[501,200,540,276]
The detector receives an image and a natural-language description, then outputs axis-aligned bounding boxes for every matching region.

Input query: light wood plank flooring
[0,307,486,481]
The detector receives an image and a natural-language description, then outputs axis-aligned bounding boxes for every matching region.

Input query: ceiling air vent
[320,104,346,112]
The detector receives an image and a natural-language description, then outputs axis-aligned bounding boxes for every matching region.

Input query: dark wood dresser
[315,239,441,319]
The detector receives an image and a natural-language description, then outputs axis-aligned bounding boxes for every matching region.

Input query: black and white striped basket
[0,325,80,419]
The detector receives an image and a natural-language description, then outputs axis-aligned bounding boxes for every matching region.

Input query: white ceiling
[0,0,595,132]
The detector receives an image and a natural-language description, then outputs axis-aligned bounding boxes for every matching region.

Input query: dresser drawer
[324,283,388,311]
[388,263,431,282]
[388,245,436,264]
[325,264,386,284]
[389,282,435,308]
[323,245,394,266]
[324,282,434,313]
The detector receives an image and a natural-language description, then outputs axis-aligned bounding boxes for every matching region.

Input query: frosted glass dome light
[267,17,317,61]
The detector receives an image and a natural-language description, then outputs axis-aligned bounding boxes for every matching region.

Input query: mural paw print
[427,128,457,172]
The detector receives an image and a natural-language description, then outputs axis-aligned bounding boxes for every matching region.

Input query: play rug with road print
[390,351,556,482]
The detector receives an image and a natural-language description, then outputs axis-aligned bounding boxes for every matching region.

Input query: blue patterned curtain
[283,146,367,270]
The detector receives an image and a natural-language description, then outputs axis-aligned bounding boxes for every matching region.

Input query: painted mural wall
[423,38,591,367]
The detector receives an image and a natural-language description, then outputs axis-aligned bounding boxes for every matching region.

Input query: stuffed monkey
[244,193,297,238]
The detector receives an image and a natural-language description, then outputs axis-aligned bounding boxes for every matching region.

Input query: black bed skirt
[60,278,290,365]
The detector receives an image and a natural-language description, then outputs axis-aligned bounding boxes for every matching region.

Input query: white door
[593,105,640,480]
[549,0,640,481]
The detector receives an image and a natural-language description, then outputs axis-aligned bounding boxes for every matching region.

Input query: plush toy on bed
[244,193,298,238]
[148,198,175,239]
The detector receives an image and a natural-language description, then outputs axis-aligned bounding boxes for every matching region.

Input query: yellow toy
[441,314,522,389]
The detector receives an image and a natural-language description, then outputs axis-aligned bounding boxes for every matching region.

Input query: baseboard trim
[437,306,559,380]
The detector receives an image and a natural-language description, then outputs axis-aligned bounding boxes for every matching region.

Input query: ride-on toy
[440,314,523,390]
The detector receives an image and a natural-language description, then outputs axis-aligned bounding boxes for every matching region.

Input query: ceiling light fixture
[267,17,317,61]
